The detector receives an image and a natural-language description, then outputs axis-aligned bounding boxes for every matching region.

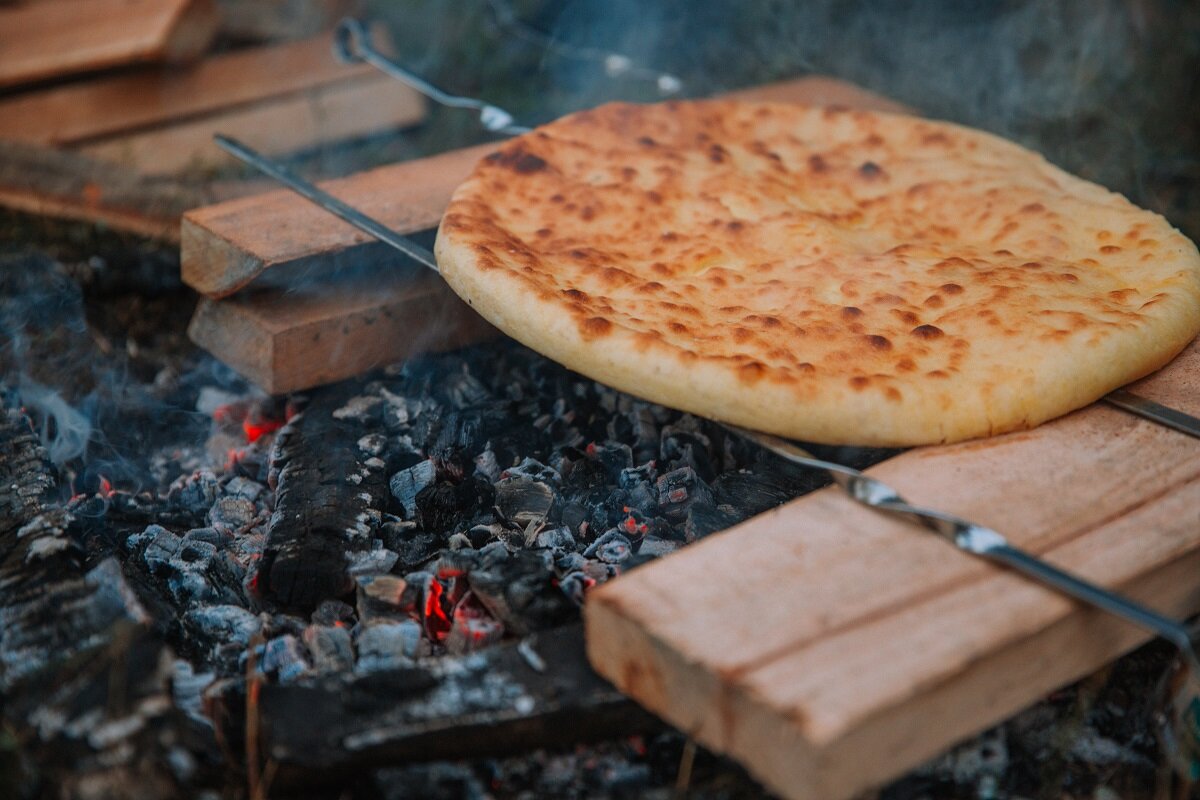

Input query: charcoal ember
[656,466,714,522]
[357,574,418,624]
[473,449,502,482]
[391,532,443,572]
[661,417,719,481]
[445,600,505,655]
[495,476,556,528]
[303,624,354,674]
[466,549,576,635]
[713,468,821,516]
[332,394,383,424]
[183,604,261,669]
[104,490,162,524]
[166,469,219,515]
[223,475,265,502]
[183,526,225,546]
[589,442,634,481]
[347,547,400,576]
[683,502,746,542]
[628,402,662,463]
[432,402,511,455]
[530,525,575,551]
[437,365,492,408]
[501,456,562,485]
[618,464,659,514]
[557,570,594,605]
[260,385,389,611]
[207,495,256,531]
[555,446,610,490]
[584,530,634,563]
[256,634,309,683]
[416,481,467,531]
[637,535,683,558]
[390,459,437,519]
[312,599,355,627]
[434,549,480,579]
[356,620,426,672]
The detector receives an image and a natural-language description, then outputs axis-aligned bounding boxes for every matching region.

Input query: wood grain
[187,267,496,394]
[0,32,382,146]
[79,73,426,176]
[0,0,220,90]
[585,337,1200,800]
[179,76,909,298]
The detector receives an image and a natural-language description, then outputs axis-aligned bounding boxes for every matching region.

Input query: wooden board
[584,337,1200,800]
[179,76,910,298]
[78,73,426,176]
[0,0,220,90]
[0,32,385,146]
[187,267,496,394]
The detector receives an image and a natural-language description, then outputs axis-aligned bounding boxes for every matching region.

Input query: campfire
[2,2,1199,799]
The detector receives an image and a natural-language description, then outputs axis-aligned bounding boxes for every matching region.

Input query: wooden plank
[179,76,908,298]
[0,32,384,146]
[78,73,426,176]
[0,139,210,240]
[0,0,220,90]
[186,267,497,394]
[584,337,1200,800]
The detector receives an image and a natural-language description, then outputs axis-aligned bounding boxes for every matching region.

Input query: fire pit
[2,2,1199,798]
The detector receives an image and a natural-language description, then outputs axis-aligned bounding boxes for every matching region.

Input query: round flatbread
[434,100,1200,446]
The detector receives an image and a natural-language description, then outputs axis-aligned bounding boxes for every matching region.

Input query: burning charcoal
[390,460,437,519]
[303,624,354,674]
[333,394,383,424]
[502,457,562,485]
[347,547,400,576]
[356,620,426,673]
[584,530,634,563]
[446,602,505,655]
[261,386,390,611]
[184,526,225,546]
[661,417,718,481]
[618,465,659,514]
[558,570,594,605]
[637,536,683,558]
[357,574,418,624]
[467,549,576,635]
[183,604,261,667]
[589,442,634,481]
[495,477,555,527]
[391,532,443,572]
[656,466,714,522]
[141,526,185,574]
[438,366,492,408]
[208,495,256,531]
[223,475,265,502]
[683,502,745,542]
[531,525,575,551]
[556,447,609,490]
[312,599,355,627]
[167,468,219,515]
[258,634,309,683]
[473,449,502,482]
[358,432,388,458]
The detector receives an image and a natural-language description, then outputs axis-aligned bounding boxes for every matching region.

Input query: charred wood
[259,386,389,611]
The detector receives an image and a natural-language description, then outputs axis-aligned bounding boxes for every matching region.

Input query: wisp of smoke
[18,380,93,465]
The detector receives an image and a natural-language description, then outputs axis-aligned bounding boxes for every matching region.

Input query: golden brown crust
[435,100,1200,446]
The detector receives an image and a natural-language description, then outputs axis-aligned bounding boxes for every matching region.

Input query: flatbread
[434,100,1200,446]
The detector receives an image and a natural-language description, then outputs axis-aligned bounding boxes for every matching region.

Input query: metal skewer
[213,134,1200,677]
[332,18,530,136]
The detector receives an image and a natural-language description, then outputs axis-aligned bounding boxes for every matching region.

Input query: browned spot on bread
[708,144,729,163]
[1100,245,1122,254]
[637,136,656,147]
[1020,203,1046,214]
[796,362,815,373]
[581,316,612,337]
[563,288,588,301]
[808,154,829,173]
[841,306,863,319]
[621,166,638,180]
[865,334,892,350]
[924,294,945,309]
[849,375,870,389]
[485,147,548,174]
[738,361,766,382]
[859,161,884,179]
[896,357,916,372]
[1020,261,1041,269]
[1059,273,1079,283]
[927,370,949,379]
[581,206,596,221]
[885,387,902,402]
[536,227,552,237]
[892,309,920,325]
[1097,230,1112,241]
[921,131,950,145]
[940,283,964,295]
[668,321,689,334]
[912,324,944,339]
[864,133,884,147]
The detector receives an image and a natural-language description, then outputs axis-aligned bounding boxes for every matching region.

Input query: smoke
[16,381,93,465]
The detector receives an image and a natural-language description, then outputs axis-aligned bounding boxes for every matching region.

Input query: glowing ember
[424,578,451,641]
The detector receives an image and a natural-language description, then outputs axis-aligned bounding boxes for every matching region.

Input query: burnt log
[213,624,655,787]
[259,385,389,611]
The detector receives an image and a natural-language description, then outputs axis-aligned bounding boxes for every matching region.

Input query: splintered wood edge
[586,458,1200,800]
